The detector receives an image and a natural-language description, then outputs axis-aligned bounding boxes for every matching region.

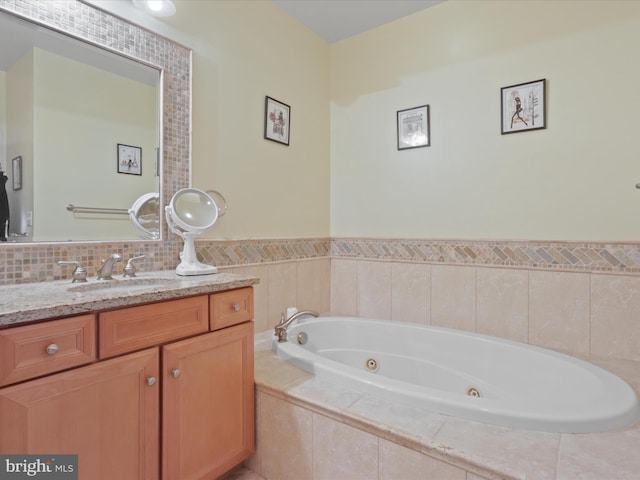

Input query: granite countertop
[0,270,259,328]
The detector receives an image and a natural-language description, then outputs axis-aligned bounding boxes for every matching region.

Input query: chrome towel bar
[66,204,129,215]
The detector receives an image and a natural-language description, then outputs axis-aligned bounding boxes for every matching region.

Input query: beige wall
[5,50,33,237]
[89,0,331,240]
[4,47,158,241]
[32,49,158,241]
[330,0,640,242]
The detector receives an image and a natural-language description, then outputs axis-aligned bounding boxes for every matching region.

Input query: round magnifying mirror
[165,188,220,276]
[172,188,218,232]
[129,192,160,239]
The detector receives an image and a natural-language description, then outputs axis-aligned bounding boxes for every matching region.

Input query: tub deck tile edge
[253,332,640,480]
[253,333,520,480]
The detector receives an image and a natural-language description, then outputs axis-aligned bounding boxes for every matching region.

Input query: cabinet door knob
[233,304,241,312]
[46,344,59,355]
[171,369,182,378]
[146,376,157,386]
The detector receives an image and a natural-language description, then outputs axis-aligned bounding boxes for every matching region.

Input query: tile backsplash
[330,238,640,362]
[2,235,639,362]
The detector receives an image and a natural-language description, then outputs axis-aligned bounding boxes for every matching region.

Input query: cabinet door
[162,321,254,480]
[0,348,160,480]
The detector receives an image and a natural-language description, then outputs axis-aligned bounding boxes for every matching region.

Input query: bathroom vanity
[0,272,258,480]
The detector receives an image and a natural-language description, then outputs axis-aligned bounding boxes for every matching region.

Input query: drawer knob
[233,304,241,312]
[46,344,59,355]
[171,369,182,378]
[146,376,157,386]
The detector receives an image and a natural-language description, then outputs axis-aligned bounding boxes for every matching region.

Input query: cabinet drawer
[209,287,254,330]
[0,314,96,386]
[99,296,209,359]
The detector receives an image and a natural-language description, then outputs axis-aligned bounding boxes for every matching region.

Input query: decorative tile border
[330,237,640,273]
[4,236,640,286]
[197,238,331,267]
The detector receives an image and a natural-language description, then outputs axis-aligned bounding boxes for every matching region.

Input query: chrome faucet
[274,310,319,343]
[96,253,123,280]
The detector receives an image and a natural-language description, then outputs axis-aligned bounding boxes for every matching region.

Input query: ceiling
[271,0,445,43]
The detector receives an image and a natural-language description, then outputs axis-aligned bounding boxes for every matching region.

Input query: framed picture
[397,105,430,150]
[264,96,290,146]
[117,143,142,175]
[501,79,546,134]
[12,156,22,191]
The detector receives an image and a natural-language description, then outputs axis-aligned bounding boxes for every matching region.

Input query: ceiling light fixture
[132,0,176,17]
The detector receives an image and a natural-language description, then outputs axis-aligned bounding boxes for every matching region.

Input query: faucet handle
[57,260,88,283]
[123,255,145,278]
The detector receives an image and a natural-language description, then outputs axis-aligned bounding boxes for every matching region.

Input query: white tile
[431,265,476,332]
[331,259,358,315]
[591,274,640,360]
[258,393,313,480]
[476,267,528,343]
[312,413,379,480]
[529,270,590,354]
[379,439,466,480]
[432,417,560,480]
[558,424,640,479]
[391,262,430,324]
[357,261,392,319]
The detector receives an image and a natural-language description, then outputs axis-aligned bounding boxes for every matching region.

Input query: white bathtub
[273,316,639,433]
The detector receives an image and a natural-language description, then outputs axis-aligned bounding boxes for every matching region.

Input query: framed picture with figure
[501,79,546,134]
[264,96,290,146]
[117,144,142,175]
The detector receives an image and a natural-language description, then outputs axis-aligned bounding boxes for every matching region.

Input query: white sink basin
[68,277,181,293]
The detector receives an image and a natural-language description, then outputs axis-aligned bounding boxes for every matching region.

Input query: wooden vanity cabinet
[0,348,160,480]
[163,320,254,480]
[0,287,255,480]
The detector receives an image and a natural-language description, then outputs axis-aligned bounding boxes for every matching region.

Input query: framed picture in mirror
[12,156,22,191]
[117,144,142,175]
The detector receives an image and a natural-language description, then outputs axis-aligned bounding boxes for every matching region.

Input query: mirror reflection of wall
[0,11,161,243]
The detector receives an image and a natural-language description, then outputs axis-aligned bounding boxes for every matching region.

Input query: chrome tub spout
[274,310,319,343]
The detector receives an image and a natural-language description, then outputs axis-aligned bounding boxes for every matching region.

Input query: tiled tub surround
[251,332,640,480]
[332,258,640,363]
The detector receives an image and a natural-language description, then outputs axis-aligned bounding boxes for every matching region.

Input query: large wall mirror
[0,0,191,244]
